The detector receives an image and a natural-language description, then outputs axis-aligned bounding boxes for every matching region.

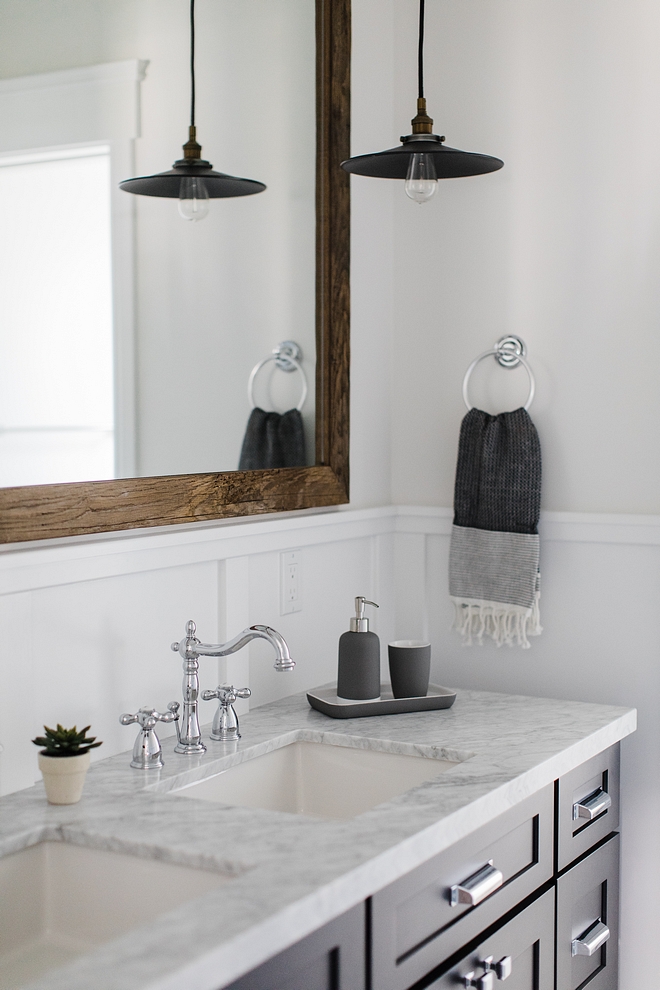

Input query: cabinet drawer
[425,886,555,990]
[221,902,365,990]
[556,833,619,990]
[371,785,553,990]
[557,744,619,872]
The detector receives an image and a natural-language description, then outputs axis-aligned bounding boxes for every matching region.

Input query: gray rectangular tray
[306,683,456,719]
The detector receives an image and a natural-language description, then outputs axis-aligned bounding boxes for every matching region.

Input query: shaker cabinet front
[557,744,620,872]
[425,886,555,990]
[370,785,553,990]
[556,834,620,990]
[221,902,365,990]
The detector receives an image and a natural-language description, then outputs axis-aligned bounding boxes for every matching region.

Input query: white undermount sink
[173,739,460,819]
[0,841,232,989]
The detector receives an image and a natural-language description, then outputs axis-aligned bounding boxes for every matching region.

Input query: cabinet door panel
[557,744,620,872]
[426,887,555,990]
[556,833,619,990]
[221,902,365,990]
[371,785,553,990]
[394,814,535,959]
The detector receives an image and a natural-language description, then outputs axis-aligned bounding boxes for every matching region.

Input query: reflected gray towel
[238,408,306,470]
[449,407,542,648]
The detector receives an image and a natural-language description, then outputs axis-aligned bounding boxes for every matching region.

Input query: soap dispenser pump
[337,597,381,701]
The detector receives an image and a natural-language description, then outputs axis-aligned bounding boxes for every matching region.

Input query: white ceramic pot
[38,751,91,805]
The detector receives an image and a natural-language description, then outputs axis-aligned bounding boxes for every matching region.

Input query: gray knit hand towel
[238,408,306,470]
[449,407,542,648]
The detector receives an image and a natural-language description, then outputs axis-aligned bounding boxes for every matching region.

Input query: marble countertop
[0,687,636,990]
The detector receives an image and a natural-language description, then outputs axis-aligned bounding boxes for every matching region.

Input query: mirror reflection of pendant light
[120,0,265,220]
[341,0,503,202]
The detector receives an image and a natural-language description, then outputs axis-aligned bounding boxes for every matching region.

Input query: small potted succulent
[32,724,102,805]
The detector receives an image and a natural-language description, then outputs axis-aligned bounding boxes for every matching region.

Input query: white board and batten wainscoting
[0,503,657,988]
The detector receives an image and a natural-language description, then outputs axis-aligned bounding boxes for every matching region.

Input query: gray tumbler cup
[388,641,431,698]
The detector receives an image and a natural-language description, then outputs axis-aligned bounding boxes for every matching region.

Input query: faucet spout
[207,624,295,672]
[172,622,295,671]
[169,620,294,753]
[251,624,295,672]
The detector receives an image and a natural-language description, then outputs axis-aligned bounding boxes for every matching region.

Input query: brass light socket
[182,125,203,160]
[411,97,434,135]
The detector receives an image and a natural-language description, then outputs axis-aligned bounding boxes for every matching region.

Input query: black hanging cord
[190,0,196,127]
[418,0,425,99]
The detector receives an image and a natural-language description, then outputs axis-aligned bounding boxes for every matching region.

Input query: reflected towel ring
[248,340,308,413]
[463,335,535,411]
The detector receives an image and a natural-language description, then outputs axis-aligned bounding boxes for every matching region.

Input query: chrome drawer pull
[494,955,512,980]
[463,971,495,990]
[450,860,504,907]
[572,788,611,822]
[479,955,513,982]
[464,952,513,987]
[571,920,610,957]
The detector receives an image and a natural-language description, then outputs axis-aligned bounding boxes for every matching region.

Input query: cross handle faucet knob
[202,684,251,741]
[202,685,251,705]
[120,707,177,730]
[119,707,177,770]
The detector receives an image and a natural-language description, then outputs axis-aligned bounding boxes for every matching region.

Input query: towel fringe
[451,592,542,649]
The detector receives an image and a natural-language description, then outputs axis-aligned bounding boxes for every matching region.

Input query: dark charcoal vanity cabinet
[226,903,366,990]
[223,744,621,990]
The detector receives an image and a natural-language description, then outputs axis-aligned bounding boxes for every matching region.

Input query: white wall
[349,0,395,509]
[388,0,660,515]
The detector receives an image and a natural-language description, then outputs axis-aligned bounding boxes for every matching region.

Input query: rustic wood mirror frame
[0,0,350,545]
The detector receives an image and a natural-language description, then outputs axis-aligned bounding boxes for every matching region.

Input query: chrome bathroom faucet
[170,620,295,754]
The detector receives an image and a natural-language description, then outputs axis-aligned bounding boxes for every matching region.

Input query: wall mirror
[0,0,349,544]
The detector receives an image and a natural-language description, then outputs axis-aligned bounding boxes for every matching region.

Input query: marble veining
[0,687,635,990]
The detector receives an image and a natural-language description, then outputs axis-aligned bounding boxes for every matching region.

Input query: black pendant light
[120,0,265,220]
[341,0,503,203]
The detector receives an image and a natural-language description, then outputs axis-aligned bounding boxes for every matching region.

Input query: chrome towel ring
[247,340,308,412]
[462,336,535,412]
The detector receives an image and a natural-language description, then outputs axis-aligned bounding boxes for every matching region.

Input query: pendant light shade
[120,0,265,218]
[341,0,502,197]
[119,137,266,199]
[341,134,503,180]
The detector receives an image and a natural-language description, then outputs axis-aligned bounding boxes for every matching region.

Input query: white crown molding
[0,59,149,153]
[0,60,149,96]
[0,504,657,596]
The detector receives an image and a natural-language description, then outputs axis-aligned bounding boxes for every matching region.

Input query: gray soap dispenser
[336,597,380,700]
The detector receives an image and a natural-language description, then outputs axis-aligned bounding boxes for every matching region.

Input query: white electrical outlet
[280,550,302,614]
